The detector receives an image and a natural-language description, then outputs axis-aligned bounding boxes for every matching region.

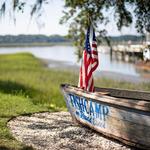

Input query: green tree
[0,0,150,59]
[60,0,150,59]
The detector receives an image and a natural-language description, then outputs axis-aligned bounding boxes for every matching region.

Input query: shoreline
[0,42,72,47]
[41,58,150,83]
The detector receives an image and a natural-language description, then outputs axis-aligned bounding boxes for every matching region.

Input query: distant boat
[61,84,150,149]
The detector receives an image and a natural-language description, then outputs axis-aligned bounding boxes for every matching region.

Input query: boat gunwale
[61,84,150,112]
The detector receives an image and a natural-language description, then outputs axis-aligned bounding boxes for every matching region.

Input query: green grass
[0,93,45,150]
[0,53,77,108]
[0,52,149,149]
[0,53,77,149]
[95,77,150,91]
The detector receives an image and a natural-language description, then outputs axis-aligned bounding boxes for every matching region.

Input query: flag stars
[85,29,91,52]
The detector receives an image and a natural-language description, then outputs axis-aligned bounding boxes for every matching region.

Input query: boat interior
[95,87,150,101]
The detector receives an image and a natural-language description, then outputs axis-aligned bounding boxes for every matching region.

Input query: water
[0,45,139,76]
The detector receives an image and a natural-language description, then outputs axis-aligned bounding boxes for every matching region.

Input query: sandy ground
[8,112,135,150]
[42,59,150,83]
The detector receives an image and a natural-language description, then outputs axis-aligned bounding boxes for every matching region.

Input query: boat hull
[61,84,150,149]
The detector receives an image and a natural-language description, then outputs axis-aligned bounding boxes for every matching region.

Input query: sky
[0,0,139,36]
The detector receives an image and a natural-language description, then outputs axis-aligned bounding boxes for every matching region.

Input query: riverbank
[42,58,150,84]
[0,42,72,47]
[0,53,149,149]
[0,45,143,77]
[135,61,150,76]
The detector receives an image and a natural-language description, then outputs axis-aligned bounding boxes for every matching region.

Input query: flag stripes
[78,26,99,92]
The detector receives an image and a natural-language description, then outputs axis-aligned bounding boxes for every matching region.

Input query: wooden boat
[61,84,150,149]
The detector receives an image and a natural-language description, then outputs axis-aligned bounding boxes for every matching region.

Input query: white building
[143,31,150,61]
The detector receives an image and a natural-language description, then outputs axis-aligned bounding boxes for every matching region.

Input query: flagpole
[89,17,95,31]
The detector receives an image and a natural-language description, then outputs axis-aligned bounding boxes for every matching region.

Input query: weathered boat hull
[61,84,150,149]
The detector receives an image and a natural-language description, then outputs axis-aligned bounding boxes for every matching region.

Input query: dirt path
[8,112,135,150]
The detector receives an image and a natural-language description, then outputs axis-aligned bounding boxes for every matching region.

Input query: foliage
[108,34,145,45]
[0,34,144,46]
[60,0,150,59]
[0,0,150,59]
[0,34,70,44]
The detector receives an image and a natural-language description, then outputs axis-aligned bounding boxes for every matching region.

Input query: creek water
[0,45,140,76]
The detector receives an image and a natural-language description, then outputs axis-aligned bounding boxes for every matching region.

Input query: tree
[60,0,150,59]
[0,0,150,60]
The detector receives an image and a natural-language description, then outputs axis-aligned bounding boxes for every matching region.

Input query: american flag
[78,26,99,92]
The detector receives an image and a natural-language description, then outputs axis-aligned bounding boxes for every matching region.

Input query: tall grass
[95,77,150,91]
[0,53,78,109]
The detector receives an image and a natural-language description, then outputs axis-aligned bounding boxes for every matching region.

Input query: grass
[0,52,149,149]
[95,77,150,91]
[0,53,77,149]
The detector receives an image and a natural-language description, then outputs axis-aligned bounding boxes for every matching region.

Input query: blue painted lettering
[95,103,102,119]
[102,105,109,121]
[89,100,94,115]
[74,95,80,109]
[69,94,75,107]
[68,93,110,129]
[83,98,89,114]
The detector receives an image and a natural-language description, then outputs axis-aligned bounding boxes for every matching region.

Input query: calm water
[0,46,139,76]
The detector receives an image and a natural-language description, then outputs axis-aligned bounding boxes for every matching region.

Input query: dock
[111,44,144,62]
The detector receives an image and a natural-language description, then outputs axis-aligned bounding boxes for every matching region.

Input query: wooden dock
[111,44,144,62]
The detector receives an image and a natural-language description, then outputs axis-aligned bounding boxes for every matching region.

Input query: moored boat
[61,84,150,149]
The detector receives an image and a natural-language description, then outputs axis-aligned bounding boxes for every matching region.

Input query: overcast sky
[0,0,139,36]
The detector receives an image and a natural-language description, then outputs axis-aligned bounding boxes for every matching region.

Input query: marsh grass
[0,53,77,149]
[95,77,150,91]
[0,53,149,149]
